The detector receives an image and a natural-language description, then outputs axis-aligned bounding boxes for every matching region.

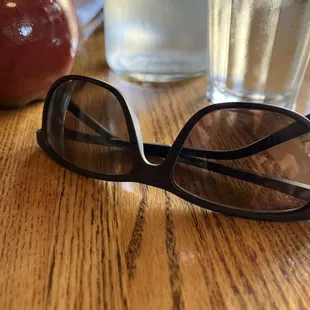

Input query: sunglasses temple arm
[67,101,116,141]
[64,128,129,149]
[178,155,310,201]
[68,101,310,161]
[63,128,310,201]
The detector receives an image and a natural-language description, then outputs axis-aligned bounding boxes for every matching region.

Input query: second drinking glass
[207,0,310,109]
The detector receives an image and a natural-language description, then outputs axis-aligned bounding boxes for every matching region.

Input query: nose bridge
[136,161,173,189]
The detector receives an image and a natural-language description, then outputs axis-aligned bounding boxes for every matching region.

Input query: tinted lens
[46,79,133,175]
[173,108,310,212]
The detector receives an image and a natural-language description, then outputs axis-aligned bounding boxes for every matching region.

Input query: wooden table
[1,28,310,310]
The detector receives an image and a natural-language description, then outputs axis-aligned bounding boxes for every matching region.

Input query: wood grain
[0,27,310,310]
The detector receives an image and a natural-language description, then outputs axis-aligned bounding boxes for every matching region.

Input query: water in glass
[207,0,310,108]
[104,0,208,82]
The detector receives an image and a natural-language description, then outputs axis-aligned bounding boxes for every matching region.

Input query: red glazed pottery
[0,0,79,107]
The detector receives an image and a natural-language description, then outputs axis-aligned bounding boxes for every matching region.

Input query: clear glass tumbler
[104,0,208,82]
[207,0,310,109]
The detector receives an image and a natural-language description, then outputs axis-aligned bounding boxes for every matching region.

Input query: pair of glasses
[37,75,310,221]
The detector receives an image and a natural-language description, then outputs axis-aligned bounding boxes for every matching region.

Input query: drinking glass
[104,0,208,82]
[207,0,310,109]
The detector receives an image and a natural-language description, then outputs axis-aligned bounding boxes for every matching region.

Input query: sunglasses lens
[173,108,310,212]
[46,79,133,175]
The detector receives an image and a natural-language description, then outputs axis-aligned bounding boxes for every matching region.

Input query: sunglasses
[37,75,310,221]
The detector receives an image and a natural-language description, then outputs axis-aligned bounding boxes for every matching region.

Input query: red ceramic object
[0,0,79,107]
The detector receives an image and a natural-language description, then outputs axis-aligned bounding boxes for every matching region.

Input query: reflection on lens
[173,108,310,212]
[46,80,133,175]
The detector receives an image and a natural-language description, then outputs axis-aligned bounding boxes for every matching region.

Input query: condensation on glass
[104,0,208,82]
[207,0,310,108]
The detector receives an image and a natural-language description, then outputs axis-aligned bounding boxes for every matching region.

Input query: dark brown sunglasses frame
[37,75,310,221]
